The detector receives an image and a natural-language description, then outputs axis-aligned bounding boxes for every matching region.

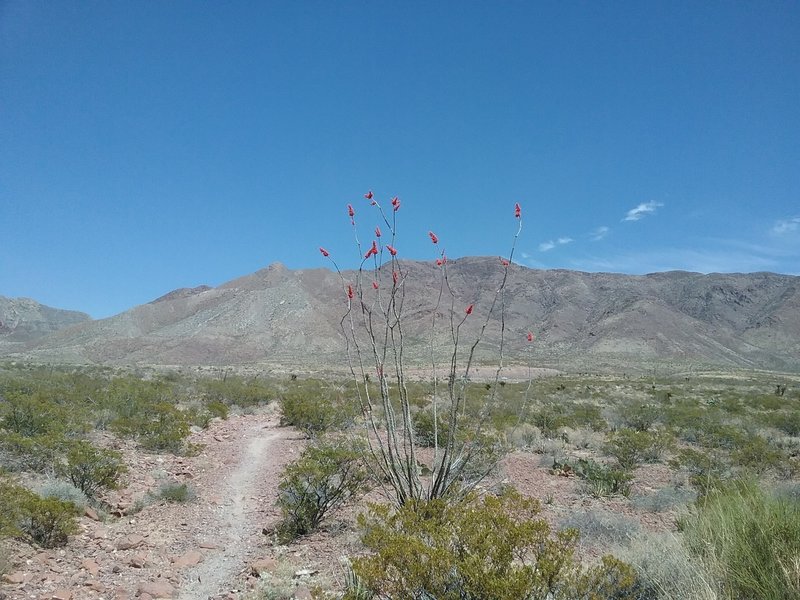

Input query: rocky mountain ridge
[2,259,798,373]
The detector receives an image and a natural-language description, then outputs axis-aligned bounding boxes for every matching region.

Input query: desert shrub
[279,383,353,436]
[680,478,800,600]
[575,458,633,498]
[671,447,729,495]
[59,440,126,499]
[766,411,800,437]
[560,509,641,548]
[604,429,673,470]
[0,390,66,436]
[111,401,190,453]
[620,403,660,432]
[206,399,229,420]
[153,480,194,503]
[631,486,696,513]
[412,407,451,447]
[38,479,90,512]
[621,531,719,600]
[0,431,65,473]
[348,490,641,600]
[0,475,26,538]
[276,439,368,541]
[13,489,80,547]
[730,434,784,474]
[201,376,276,408]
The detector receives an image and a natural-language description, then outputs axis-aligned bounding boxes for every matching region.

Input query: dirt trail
[178,423,289,599]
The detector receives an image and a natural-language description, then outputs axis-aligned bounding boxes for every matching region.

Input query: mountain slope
[3,259,798,373]
[0,296,91,352]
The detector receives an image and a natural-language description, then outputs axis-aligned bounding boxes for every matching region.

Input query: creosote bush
[59,440,127,499]
[276,439,368,542]
[347,489,641,600]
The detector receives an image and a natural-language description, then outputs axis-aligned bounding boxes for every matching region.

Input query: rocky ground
[0,408,311,600]
[1,406,682,600]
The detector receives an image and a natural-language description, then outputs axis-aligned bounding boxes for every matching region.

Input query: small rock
[51,589,72,600]
[1,571,26,584]
[112,565,122,573]
[249,557,278,576]
[85,580,106,592]
[117,534,145,550]
[137,581,176,599]
[84,506,101,521]
[130,554,147,568]
[82,558,100,576]
[172,550,202,568]
[293,568,318,578]
[293,586,313,600]
[198,542,219,549]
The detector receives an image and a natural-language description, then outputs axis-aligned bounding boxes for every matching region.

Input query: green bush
[348,490,641,600]
[412,407,451,447]
[153,480,194,503]
[574,458,633,498]
[680,478,800,600]
[279,384,353,436]
[59,440,127,499]
[0,431,65,473]
[276,439,367,541]
[604,429,673,470]
[18,493,80,547]
[111,401,190,453]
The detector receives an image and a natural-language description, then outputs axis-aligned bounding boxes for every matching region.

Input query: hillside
[1,259,798,373]
[0,296,91,352]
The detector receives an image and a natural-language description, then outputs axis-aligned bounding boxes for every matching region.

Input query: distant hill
[2,259,798,373]
[0,296,91,352]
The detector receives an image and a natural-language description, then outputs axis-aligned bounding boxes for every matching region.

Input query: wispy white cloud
[623,201,664,222]
[569,246,780,275]
[538,241,556,252]
[771,217,800,236]
[539,237,573,252]
[589,226,609,241]
[521,252,531,259]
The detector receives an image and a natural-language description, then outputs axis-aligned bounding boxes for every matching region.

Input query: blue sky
[1,1,798,318]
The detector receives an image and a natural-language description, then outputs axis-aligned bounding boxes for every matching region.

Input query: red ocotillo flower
[348,204,355,218]
[386,245,397,256]
[364,240,378,258]
[465,304,474,315]
[392,271,399,284]
[375,226,382,237]
[364,190,373,200]
[514,203,521,219]
[391,196,400,211]
[527,331,534,342]
[319,247,330,257]
[436,258,443,266]
[428,231,439,244]
[372,281,379,290]
[500,258,510,267]
[347,285,354,299]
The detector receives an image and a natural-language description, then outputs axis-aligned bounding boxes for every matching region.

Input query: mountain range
[1,258,798,373]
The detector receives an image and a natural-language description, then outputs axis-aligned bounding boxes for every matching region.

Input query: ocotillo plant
[319,192,530,506]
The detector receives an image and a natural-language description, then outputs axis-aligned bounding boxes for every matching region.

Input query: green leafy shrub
[680,478,800,600]
[603,428,673,470]
[154,480,194,503]
[276,439,367,541]
[671,447,729,495]
[18,493,80,547]
[59,440,126,499]
[730,434,784,474]
[412,407,451,447]
[111,401,190,453]
[348,490,641,600]
[574,458,633,498]
[279,384,353,436]
[0,431,65,473]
